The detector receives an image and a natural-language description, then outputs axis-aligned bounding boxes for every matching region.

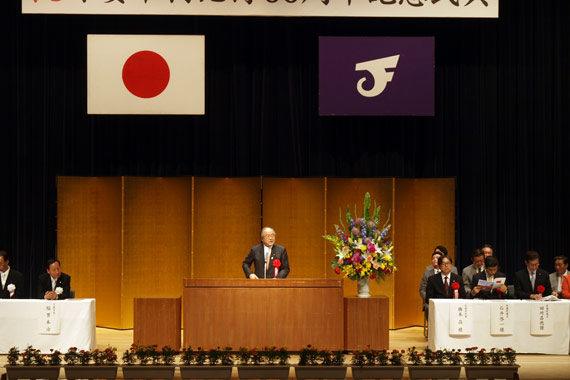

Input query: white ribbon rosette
[55,287,63,295]
[7,283,16,298]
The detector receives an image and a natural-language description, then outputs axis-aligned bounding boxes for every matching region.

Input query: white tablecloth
[0,298,96,353]
[428,299,570,354]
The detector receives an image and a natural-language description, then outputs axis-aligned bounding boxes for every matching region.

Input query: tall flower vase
[357,277,370,298]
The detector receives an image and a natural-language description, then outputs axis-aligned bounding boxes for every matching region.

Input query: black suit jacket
[0,269,26,299]
[242,243,290,279]
[470,271,513,299]
[513,268,552,299]
[37,272,71,300]
[426,272,466,302]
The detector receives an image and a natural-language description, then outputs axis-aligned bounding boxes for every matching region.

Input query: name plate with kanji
[38,302,61,335]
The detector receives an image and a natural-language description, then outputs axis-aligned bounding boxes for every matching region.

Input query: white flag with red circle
[87,34,205,115]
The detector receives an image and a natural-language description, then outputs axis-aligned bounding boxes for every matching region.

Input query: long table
[0,299,96,353]
[428,299,570,354]
[183,279,343,350]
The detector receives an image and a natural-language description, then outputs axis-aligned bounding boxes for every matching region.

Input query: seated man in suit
[0,250,26,299]
[549,255,569,298]
[419,247,458,311]
[37,259,71,300]
[426,255,466,302]
[513,250,552,299]
[470,256,511,299]
[242,227,290,279]
[482,244,494,258]
[462,249,485,295]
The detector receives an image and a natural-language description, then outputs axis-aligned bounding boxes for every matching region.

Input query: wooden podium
[133,297,181,349]
[183,279,343,350]
[344,296,389,350]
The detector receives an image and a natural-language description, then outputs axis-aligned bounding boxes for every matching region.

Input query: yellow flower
[380,263,386,270]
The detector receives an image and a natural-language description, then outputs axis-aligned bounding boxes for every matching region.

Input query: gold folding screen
[393,178,456,328]
[262,178,326,279]
[57,177,123,327]
[193,177,260,278]
[57,176,454,329]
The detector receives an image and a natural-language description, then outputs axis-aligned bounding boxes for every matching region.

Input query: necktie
[444,276,449,295]
[530,272,535,289]
[265,247,271,271]
[487,276,492,282]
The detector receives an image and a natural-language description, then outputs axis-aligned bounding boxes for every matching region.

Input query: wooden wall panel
[57,176,123,328]
[193,178,260,279]
[393,178,455,328]
[262,178,325,278]
[122,177,192,328]
[326,178,395,327]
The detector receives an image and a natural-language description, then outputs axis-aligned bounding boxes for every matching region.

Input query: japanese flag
[87,34,205,115]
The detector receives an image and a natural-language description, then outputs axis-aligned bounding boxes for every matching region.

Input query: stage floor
[0,327,568,379]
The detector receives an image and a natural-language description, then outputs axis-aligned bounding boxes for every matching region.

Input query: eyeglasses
[263,233,276,238]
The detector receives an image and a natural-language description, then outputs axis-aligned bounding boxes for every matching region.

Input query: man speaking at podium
[243,227,290,279]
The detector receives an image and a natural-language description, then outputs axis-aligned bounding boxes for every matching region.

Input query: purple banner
[319,37,434,116]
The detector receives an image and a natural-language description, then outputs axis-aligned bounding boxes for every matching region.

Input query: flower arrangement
[237,347,262,365]
[320,349,344,366]
[389,350,405,366]
[406,347,423,366]
[48,349,62,366]
[323,193,395,281]
[160,346,179,365]
[464,347,517,365]
[91,347,118,365]
[122,345,137,366]
[78,349,91,365]
[7,347,19,366]
[20,346,46,366]
[298,345,344,366]
[298,345,320,366]
[260,346,289,365]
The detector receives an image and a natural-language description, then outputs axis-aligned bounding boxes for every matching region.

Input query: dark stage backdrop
[2,1,569,299]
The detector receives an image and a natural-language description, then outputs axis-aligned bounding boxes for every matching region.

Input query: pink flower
[353,253,362,264]
[367,221,376,229]
[373,263,380,270]
[355,218,364,226]
[367,243,376,253]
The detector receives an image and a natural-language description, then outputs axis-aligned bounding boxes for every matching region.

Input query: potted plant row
[237,346,291,380]
[350,347,405,380]
[294,345,347,380]
[406,346,518,380]
[4,344,518,380]
[179,346,234,380]
[463,347,519,380]
[121,344,178,380]
[406,347,463,380]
